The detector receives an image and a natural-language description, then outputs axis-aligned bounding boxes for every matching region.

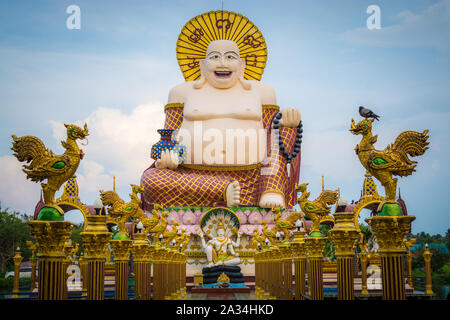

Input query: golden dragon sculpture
[272,208,304,241]
[250,227,266,249]
[100,184,144,237]
[11,123,89,206]
[350,117,429,202]
[296,182,339,235]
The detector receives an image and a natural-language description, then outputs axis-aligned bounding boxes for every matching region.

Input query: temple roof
[397,188,408,216]
[33,192,44,220]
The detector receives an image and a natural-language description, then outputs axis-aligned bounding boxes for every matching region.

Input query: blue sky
[0,0,449,235]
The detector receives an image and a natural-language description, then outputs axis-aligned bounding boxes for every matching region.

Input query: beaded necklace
[272,112,303,177]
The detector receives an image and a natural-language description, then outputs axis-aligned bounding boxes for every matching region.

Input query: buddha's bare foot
[259,192,285,208]
[226,181,240,207]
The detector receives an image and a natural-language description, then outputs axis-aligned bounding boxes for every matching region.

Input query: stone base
[202,265,244,284]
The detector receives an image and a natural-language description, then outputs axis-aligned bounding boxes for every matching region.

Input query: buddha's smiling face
[201,40,244,89]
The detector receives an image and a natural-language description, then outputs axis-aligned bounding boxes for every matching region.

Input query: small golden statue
[272,208,304,241]
[350,112,429,212]
[100,184,144,239]
[11,123,88,219]
[217,272,230,283]
[296,181,339,236]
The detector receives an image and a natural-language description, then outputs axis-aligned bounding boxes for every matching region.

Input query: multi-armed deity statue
[141,11,302,211]
[198,209,242,268]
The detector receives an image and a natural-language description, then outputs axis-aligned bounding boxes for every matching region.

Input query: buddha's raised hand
[155,149,179,170]
[279,107,301,128]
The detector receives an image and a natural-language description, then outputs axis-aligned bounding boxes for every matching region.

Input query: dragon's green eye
[373,157,388,165]
[307,205,314,210]
[52,161,66,169]
[363,124,369,130]
[125,206,132,211]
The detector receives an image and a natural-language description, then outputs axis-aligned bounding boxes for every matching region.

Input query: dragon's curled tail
[390,130,430,158]
[11,135,50,169]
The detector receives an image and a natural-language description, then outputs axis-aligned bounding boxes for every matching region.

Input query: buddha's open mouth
[214,70,232,78]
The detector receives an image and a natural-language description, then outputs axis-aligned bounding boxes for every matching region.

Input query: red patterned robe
[140,103,301,210]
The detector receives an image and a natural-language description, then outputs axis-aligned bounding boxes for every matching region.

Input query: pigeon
[359,106,380,121]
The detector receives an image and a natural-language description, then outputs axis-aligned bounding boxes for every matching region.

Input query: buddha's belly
[178,118,267,166]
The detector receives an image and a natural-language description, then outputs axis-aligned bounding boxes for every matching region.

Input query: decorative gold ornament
[146,209,169,242]
[55,177,90,228]
[305,237,328,258]
[177,10,267,81]
[26,240,37,257]
[81,215,112,260]
[423,247,434,295]
[352,173,384,232]
[28,220,75,257]
[110,240,132,261]
[365,216,415,253]
[100,184,144,236]
[272,208,304,241]
[350,117,429,202]
[217,272,230,283]
[297,182,339,234]
[328,212,359,257]
[11,123,89,205]
[250,228,266,248]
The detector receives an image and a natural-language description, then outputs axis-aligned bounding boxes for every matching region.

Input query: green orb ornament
[309,231,324,238]
[37,206,64,221]
[112,232,130,240]
[379,203,403,216]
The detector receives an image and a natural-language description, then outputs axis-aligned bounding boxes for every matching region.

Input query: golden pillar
[170,251,181,300]
[359,252,369,295]
[110,240,132,300]
[280,244,293,300]
[81,215,112,300]
[13,248,22,299]
[62,240,73,299]
[262,249,273,299]
[258,250,268,299]
[406,251,413,290]
[28,221,74,300]
[131,233,152,300]
[365,215,415,300]
[30,256,37,290]
[329,212,359,300]
[291,230,307,300]
[79,254,88,295]
[305,236,327,300]
[162,249,172,300]
[423,246,434,295]
[269,246,281,299]
[152,247,163,300]
[254,251,261,298]
[181,253,187,298]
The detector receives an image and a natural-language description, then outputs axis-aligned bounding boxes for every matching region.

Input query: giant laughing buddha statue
[141,11,302,211]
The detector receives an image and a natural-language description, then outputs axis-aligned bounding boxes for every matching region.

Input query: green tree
[0,206,33,273]
[70,223,84,256]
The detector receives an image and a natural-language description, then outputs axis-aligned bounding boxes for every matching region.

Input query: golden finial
[218,272,230,283]
[217,218,225,231]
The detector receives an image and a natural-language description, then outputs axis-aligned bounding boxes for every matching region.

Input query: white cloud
[0,155,41,215]
[340,0,450,51]
[49,103,165,205]
[1,103,165,217]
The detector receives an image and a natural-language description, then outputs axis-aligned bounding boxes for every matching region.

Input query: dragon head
[65,123,89,140]
[350,118,373,136]
[296,183,309,193]
[129,184,144,198]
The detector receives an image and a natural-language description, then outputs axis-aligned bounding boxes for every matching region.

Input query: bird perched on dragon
[350,109,429,214]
